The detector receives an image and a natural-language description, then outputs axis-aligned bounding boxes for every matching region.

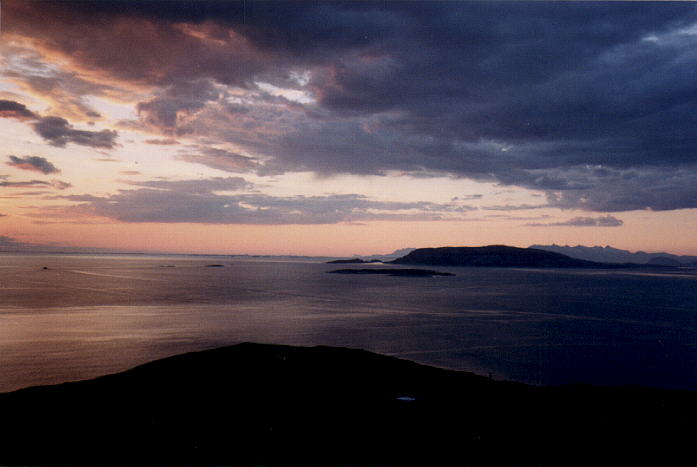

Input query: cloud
[7,155,60,174]
[0,99,38,120]
[32,116,118,148]
[6,2,697,211]
[454,194,483,201]
[0,98,118,149]
[3,1,279,110]
[65,192,465,224]
[42,176,475,224]
[0,176,71,190]
[123,176,252,193]
[544,166,697,212]
[3,67,109,121]
[136,79,221,135]
[144,138,179,145]
[483,204,549,211]
[176,147,259,173]
[12,191,49,196]
[527,215,623,227]
[485,214,555,222]
[51,180,72,190]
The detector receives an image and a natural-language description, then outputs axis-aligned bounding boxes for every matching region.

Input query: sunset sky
[1,1,696,256]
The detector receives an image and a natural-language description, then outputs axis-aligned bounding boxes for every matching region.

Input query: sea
[1,253,696,393]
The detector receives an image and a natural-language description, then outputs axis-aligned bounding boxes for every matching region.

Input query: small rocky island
[326,258,383,264]
[328,268,454,277]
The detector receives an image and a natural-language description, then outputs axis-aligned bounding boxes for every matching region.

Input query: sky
[1,0,696,256]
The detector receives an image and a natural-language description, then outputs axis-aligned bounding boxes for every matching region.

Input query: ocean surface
[1,253,696,393]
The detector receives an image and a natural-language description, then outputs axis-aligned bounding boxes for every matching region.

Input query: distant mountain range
[530,245,697,266]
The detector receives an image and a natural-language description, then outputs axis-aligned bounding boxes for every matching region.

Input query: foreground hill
[0,343,694,465]
[390,245,621,268]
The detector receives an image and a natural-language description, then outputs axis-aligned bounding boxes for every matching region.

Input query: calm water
[1,253,696,393]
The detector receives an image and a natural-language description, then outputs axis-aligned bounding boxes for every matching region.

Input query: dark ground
[0,342,694,466]
[328,268,454,276]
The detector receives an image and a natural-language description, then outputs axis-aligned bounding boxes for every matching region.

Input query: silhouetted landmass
[204,264,225,267]
[391,245,650,268]
[647,256,684,267]
[228,254,336,261]
[328,268,454,277]
[530,244,697,265]
[326,258,383,264]
[0,343,694,466]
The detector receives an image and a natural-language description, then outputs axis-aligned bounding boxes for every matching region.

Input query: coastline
[1,342,694,466]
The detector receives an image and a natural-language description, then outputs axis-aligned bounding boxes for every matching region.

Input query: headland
[0,343,693,465]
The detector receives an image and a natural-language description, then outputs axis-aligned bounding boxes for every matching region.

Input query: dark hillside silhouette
[0,343,694,465]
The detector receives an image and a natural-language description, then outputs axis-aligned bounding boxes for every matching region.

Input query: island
[390,245,648,268]
[328,268,454,277]
[326,258,383,264]
[0,343,693,465]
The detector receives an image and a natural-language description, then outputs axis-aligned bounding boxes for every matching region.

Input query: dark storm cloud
[7,1,697,211]
[0,100,38,120]
[33,116,118,148]
[5,1,276,87]
[545,167,697,212]
[14,0,403,58]
[7,155,60,174]
[527,215,623,228]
